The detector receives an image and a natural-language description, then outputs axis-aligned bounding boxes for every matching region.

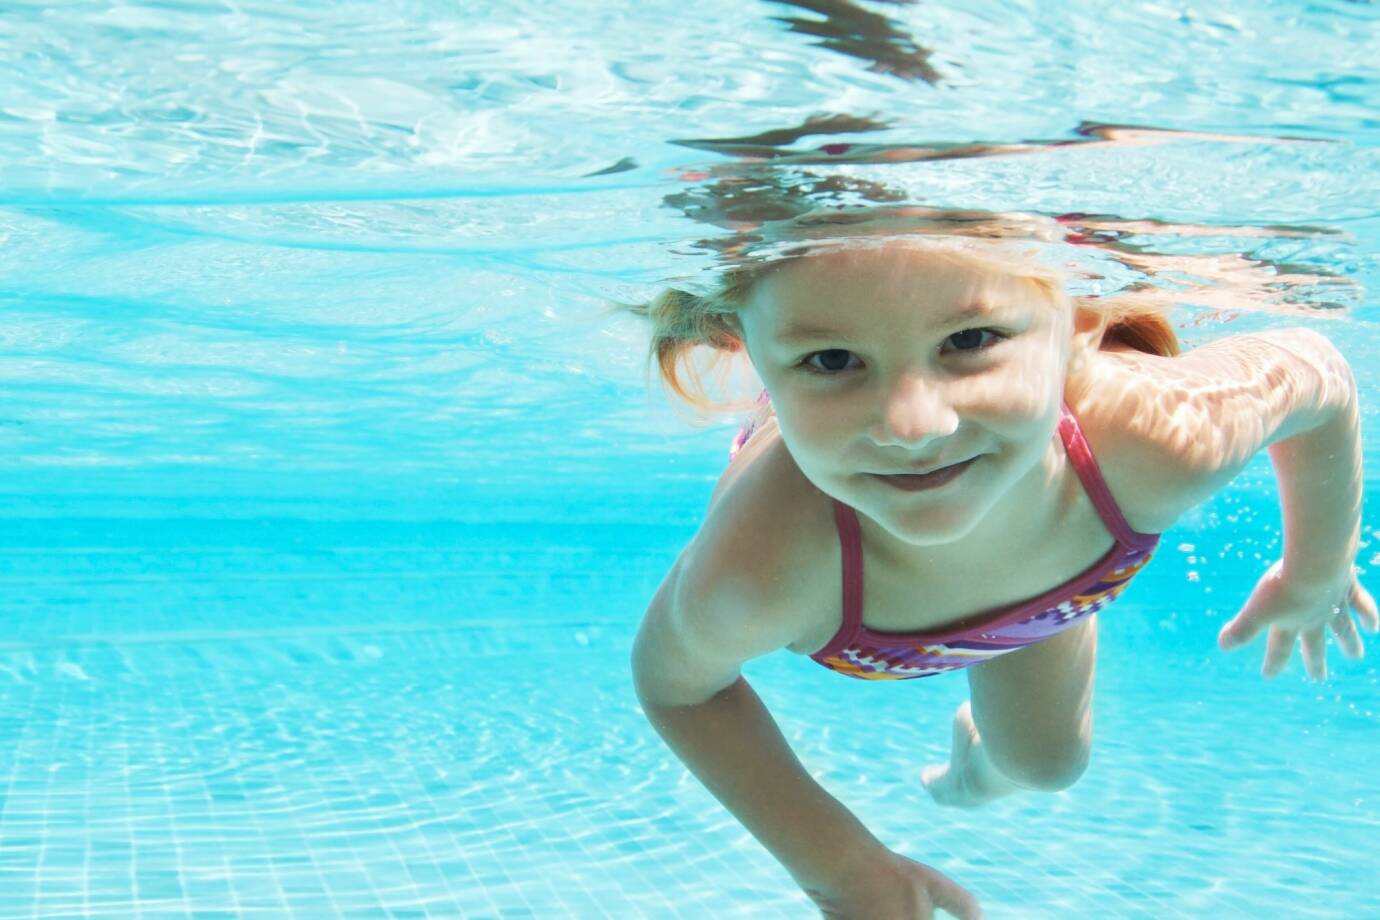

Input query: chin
[843,490,985,545]
[884,512,985,547]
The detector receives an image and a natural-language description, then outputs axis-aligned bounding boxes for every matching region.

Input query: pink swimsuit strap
[822,402,1158,656]
[1055,403,1158,551]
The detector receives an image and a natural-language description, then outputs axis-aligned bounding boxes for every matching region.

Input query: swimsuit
[728,392,1160,680]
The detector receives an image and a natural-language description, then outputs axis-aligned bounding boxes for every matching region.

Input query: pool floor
[2,519,1376,918]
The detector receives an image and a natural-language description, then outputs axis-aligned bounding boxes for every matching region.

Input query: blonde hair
[614,238,1181,412]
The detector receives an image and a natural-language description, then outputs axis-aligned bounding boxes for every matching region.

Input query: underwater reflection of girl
[621,236,1374,919]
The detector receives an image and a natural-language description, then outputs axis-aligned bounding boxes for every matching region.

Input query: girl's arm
[1208,330,1377,676]
[1093,328,1376,677]
[1238,330,1362,588]
[631,554,982,917]
[1152,328,1365,582]
[631,557,886,891]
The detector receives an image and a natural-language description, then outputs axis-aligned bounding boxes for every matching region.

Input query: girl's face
[738,244,1097,547]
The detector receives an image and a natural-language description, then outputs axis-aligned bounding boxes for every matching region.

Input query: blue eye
[801,349,858,373]
[946,328,1002,352]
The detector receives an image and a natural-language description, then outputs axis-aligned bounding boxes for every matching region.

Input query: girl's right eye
[800,349,859,374]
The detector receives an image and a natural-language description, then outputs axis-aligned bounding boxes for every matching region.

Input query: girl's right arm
[631,554,982,918]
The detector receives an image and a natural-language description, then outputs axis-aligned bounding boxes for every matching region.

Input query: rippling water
[1,1,1378,917]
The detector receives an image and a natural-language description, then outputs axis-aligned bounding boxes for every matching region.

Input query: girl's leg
[923,615,1098,807]
[921,700,1020,807]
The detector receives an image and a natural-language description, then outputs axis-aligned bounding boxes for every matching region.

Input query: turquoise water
[1,1,1378,917]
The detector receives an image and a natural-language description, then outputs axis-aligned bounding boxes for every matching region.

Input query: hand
[806,848,984,920]
[1218,560,1379,680]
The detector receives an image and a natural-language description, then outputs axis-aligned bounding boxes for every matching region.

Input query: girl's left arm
[1263,331,1363,590]
[1097,328,1377,680]
[1214,330,1377,680]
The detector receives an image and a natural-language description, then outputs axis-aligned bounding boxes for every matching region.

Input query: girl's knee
[989,741,1090,792]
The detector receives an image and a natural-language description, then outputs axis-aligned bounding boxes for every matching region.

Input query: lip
[871,456,978,492]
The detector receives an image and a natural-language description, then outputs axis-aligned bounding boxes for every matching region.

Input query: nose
[870,373,959,449]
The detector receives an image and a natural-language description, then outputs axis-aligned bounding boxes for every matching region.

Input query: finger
[1331,607,1365,660]
[1218,614,1262,652]
[927,874,984,920]
[1262,628,1295,679]
[1351,580,1379,634]
[1300,626,1327,682]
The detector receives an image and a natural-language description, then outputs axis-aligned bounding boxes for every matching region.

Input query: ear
[1067,302,1107,374]
[714,313,746,351]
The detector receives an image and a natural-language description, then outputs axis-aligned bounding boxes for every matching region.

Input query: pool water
[1,1,1378,917]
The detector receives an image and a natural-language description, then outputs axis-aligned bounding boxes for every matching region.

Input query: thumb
[926,873,983,920]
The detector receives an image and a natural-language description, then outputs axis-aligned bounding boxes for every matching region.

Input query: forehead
[750,245,1049,318]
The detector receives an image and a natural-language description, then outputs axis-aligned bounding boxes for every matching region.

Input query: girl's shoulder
[1067,352,1185,534]
[691,423,840,654]
[1071,331,1343,533]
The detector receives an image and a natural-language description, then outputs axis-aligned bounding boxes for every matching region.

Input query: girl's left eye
[945,328,1004,352]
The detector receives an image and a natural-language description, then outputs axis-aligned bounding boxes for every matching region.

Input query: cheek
[964,361,1049,414]
[773,402,826,449]
[771,399,850,467]
[1001,341,1067,398]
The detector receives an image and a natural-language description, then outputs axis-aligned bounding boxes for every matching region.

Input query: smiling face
[737,242,1099,547]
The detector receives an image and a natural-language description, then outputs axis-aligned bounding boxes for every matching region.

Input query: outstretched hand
[1218,560,1379,681]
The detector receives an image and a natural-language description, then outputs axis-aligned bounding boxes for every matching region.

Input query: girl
[625,234,1375,919]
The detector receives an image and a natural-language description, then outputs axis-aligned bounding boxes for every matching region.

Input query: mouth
[871,456,978,492]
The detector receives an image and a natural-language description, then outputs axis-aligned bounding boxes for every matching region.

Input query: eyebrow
[773,302,996,345]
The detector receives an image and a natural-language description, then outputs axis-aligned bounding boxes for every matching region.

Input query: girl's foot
[921,700,1019,809]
